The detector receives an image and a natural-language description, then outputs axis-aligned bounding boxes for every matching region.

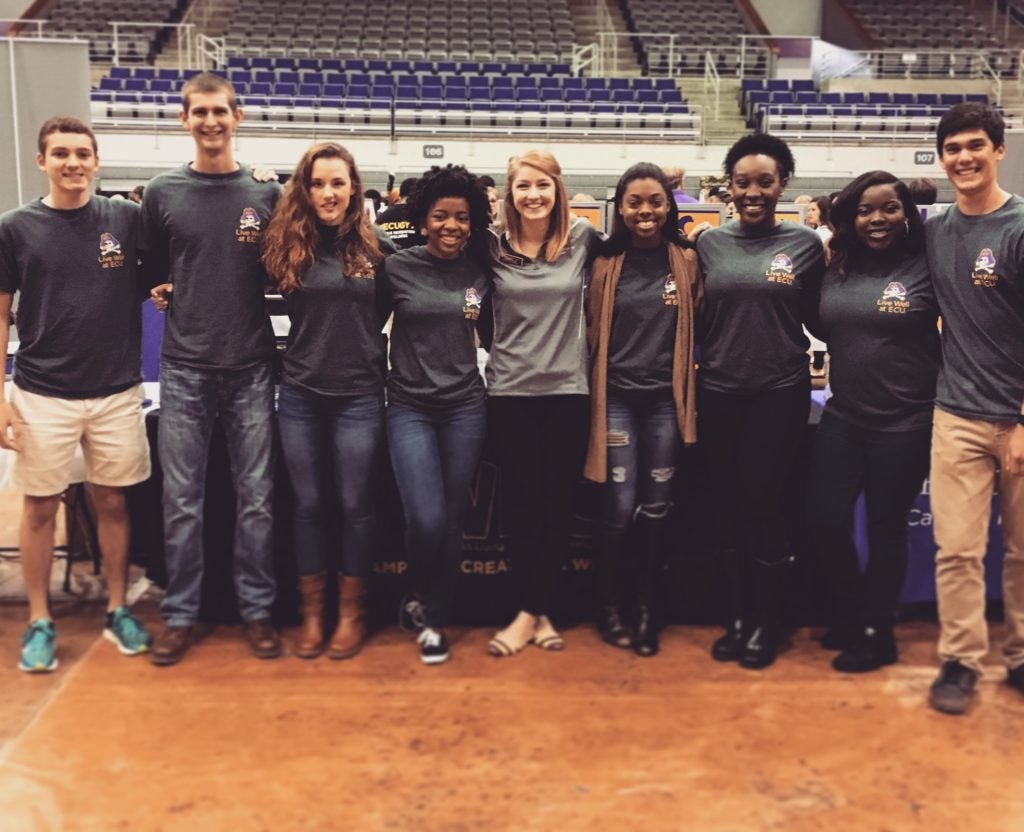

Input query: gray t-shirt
[696,220,825,393]
[925,196,1024,421]
[0,196,143,399]
[607,243,676,394]
[140,164,282,370]
[819,251,939,431]
[485,218,601,396]
[380,246,490,411]
[281,226,392,397]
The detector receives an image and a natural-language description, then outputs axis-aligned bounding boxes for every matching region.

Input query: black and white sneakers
[417,627,450,665]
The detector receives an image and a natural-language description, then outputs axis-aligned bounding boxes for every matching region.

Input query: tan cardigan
[584,243,703,483]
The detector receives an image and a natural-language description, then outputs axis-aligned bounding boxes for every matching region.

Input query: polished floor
[1,574,1023,832]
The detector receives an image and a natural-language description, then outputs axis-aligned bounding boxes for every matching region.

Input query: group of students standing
[0,71,1021,716]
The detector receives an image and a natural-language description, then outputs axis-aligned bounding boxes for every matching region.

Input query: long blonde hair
[503,149,571,262]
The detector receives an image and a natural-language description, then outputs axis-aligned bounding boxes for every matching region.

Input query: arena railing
[595,31,771,78]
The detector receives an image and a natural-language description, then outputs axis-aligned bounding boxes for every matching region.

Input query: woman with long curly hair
[806,170,937,673]
[379,164,493,665]
[262,142,391,661]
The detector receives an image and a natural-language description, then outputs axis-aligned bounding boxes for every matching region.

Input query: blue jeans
[158,359,276,627]
[597,391,679,604]
[277,383,384,578]
[386,400,487,629]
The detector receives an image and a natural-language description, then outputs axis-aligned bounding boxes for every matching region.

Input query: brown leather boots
[294,573,368,660]
[328,575,367,660]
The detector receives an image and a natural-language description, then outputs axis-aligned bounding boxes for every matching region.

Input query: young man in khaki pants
[925,102,1024,714]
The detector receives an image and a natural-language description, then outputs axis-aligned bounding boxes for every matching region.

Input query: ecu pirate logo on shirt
[765,252,794,285]
[463,287,482,319]
[663,273,678,305]
[971,247,1000,288]
[877,281,910,314]
[236,207,262,243]
[97,232,125,269]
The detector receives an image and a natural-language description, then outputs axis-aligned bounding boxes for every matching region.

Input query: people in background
[0,116,152,672]
[806,170,937,673]
[696,133,826,670]
[375,177,425,249]
[584,162,702,657]
[262,142,391,661]
[664,165,699,204]
[380,164,493,665]
[482,149,601,657]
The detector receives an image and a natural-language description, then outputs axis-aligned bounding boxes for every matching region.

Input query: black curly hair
[828,170,924,273]
[723,133,796,181]
[407,164,492,261]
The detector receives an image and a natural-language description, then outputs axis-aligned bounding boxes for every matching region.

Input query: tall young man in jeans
[0,117,152,671]
[143,73,283,665]
[925,103,1024,714]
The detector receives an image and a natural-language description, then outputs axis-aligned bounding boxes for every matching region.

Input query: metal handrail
[977,55,1004,104]
[704,51,720,119]
[196,33,225,70]
[572,42,597,77]
[109,21,194,69]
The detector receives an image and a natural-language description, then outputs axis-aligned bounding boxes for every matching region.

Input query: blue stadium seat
[343,59,367,71]
[767,79,790,91]
[278,71,299,83]
[111,67,131,79]
[820,92,842,105]
[124,78,148,91]
[254,70,275,83]
[589,89,611,102]
[611,89,634,102]
[540,87,562,102]
[843,92,866,104]
[562,77,583,89]
[492,76,513,87]
[250,82,272,95]
[151,79,173,93]
[796,91,818,104]
[608,78,630,90]
[324,83,345,97]
[275,83,297,96]
[515,76,537,87]
[791,79,815,92]
[585,78,607,89]
[100,77,123,91]
[134,67,155,79]
[659,89,683,104]
[868,92,892,104]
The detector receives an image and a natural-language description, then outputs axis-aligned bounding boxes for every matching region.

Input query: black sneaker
[1007,664,1024,694]
[929,660,978,715]
[398,594,426,634]
[417,627,450,665]
[831,626,898,674]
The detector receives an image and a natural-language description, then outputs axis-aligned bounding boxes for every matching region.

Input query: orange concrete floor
[1,590,1024,832]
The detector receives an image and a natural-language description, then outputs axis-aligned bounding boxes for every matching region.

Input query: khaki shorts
[10,384,151,497]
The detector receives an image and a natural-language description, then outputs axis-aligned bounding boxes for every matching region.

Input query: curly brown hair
[262,142,384,293]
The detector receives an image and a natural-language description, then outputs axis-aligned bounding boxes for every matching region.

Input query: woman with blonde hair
[483,149,601,656]
[262,142,392,660]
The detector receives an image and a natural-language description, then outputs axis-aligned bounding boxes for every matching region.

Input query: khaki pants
[932,407,1024,674]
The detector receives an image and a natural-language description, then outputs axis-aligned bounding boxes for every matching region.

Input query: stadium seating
[90,59,698,138]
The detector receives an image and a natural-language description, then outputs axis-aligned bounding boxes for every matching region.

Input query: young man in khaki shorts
[0,116,152,672]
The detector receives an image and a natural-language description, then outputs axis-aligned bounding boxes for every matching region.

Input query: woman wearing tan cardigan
[584,163,702,656]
